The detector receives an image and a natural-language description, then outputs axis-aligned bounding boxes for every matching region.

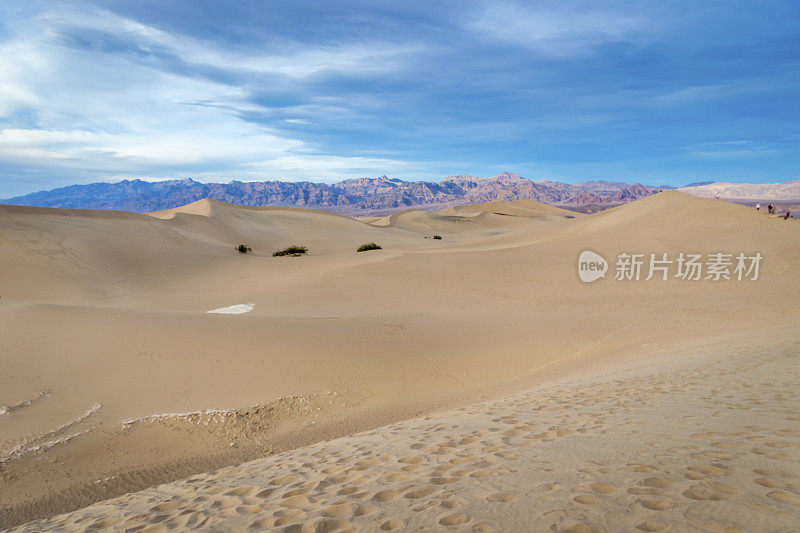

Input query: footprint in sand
[397,455,425,464]
[405,486,439,499]
[561,524,607,533]
[753,468,793,478]
[149,501,183,512]
[88,517,123,529]
[354,503,380,516]
[573,494,602,505]
[767,490,800,506]
[255,488,275,498]
[643,478,677,489]
[688,520,744,533]
[439,513,471,526]
[235,504,262,514]
[637,521,666,532]
[249,518,274,529]
[683,481,741,501]
[225,486,258,496]
[383,471,415,482]
[440,499,461,509]
[321,503,355,518]
[279,495,310,508]
[431,476,459,485]
[380,519,407,530]
[309,518,353,531]
[640,497,674,510]
[282,487,311,498]
[589,482,617,494]
[487,492,518,502]
[686,465,728,479]
[372,489,404,502]
[273,516,295,526]
[272,475,299,485]
[274,508,306,520]
[753,477,783,488]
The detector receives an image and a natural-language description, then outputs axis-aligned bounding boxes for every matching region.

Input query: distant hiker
[716,193,720,200]
[756,203,760,210]
[786,211,792,220]
[767,204,773,214]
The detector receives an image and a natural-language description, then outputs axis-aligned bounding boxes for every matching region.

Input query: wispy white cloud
[1,0,797,194]
[688,150,776,160]
[246,154,415,176]
[0,40,48,116]
[0,2,425,192]
[652,82,769,105]
[41,8,420,79]
[686,140,776,160]
[466,1,650,56]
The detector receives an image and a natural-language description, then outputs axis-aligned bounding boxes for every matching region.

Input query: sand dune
[11,327,799,532]
[1,191,799,529]
[364,199,577,235]
[436,198,578,218]
[680,179,800,201]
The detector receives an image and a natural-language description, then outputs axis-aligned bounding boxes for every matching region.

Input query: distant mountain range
[1,173,667,215]
[5,174,797,215]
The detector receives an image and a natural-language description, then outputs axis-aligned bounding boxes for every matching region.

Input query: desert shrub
[273,245,308,257]
[357,242,382,252]
[237,244,252,254]
[433,235,442,240]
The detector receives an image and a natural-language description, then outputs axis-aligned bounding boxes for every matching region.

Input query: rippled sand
[11,328,799,532]
[2,192,799,528]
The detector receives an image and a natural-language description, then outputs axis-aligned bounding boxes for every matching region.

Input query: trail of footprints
[11,346,800,532]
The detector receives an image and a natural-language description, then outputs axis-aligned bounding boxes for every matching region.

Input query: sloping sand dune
[1,191,799,529]
[11,327,799,532]
[364,199,577,235]
[680,179,800,200]
[436,198,578,218]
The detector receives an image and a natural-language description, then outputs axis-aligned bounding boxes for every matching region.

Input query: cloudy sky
[1,0,798,197]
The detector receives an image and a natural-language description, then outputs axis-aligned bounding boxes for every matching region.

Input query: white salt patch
[0,390,51,416]
[0,402,100,463]
[207,303,255,314]
[121,408,232,428]
[1,429,94,464]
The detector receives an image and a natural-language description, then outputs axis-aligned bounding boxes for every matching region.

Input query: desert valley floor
[1,191,799,531]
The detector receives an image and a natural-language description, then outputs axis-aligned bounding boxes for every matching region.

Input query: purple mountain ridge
[1,173,664,215]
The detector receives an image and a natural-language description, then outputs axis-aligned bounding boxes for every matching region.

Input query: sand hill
[1,192,799,531]
[679,179,800,201]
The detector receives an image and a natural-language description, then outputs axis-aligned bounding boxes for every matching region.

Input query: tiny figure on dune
[785,211,792,220]
[756,203,760,210]
[767,204,773,214]
[716,193,720,200]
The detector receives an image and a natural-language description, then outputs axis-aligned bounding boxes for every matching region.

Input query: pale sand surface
[1,191,799,528]
[9,327,799,532]
[679,179,800,200]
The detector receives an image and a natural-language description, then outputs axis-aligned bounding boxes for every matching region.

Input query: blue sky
[0,0,798,197]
